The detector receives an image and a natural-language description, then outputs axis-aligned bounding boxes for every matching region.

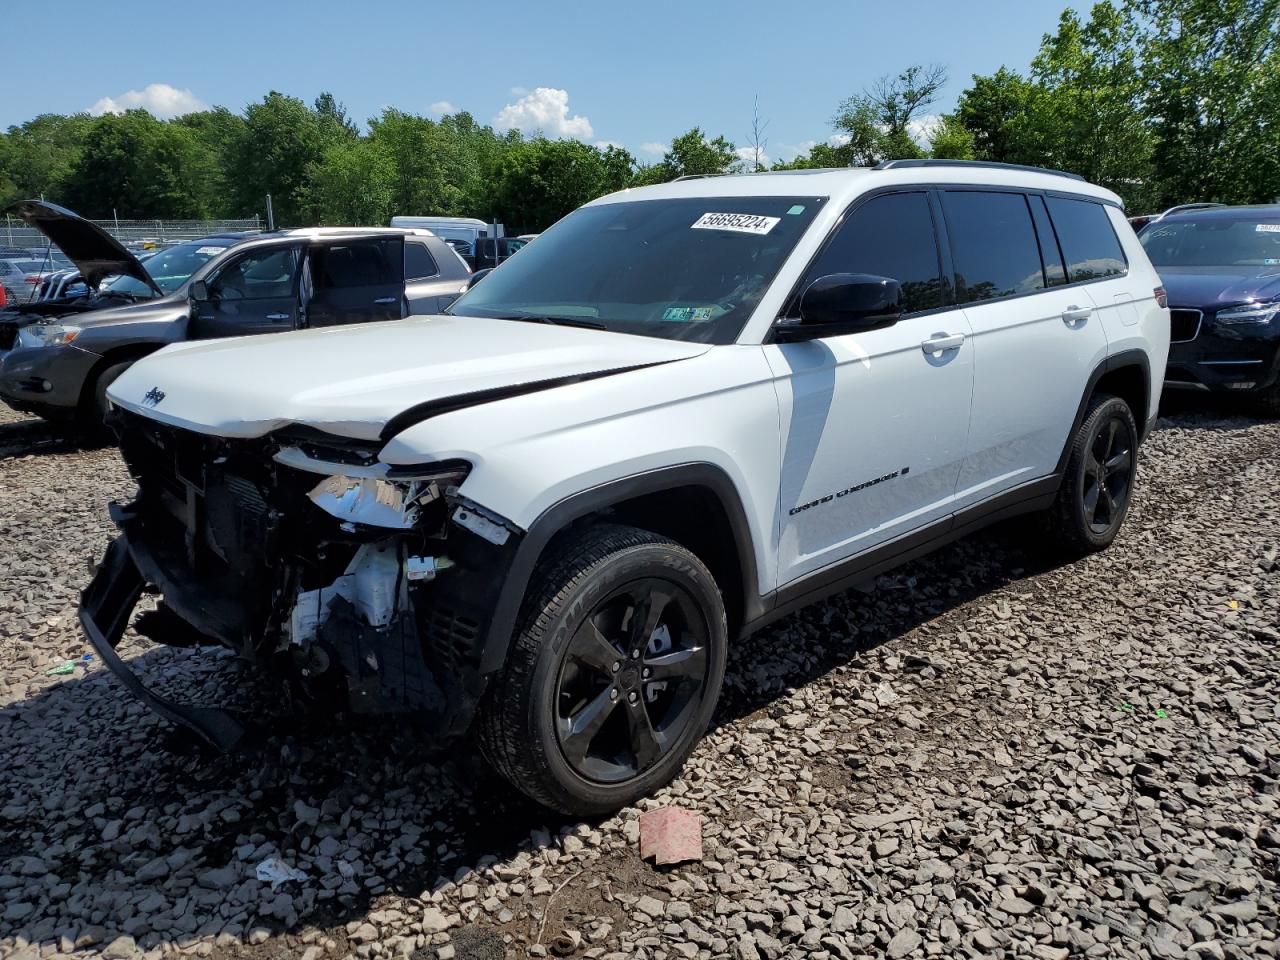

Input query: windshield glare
[448,196,825,343]
[100,240,233,297]
[1140,218,1280,267]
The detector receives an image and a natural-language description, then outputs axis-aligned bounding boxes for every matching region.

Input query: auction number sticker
[692,212,780,235]
[1256,224,1280,233]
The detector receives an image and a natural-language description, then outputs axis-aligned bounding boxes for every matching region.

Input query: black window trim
[404,240,440,282]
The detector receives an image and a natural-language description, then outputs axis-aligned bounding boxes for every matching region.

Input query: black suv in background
[1140,204,1280,414]
[0,201,470,430]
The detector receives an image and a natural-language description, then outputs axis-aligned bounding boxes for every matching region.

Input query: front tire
[1044,392,1139,556]
[1249,383,1280,419]
[478,524,727,815]
[81,360,134,437]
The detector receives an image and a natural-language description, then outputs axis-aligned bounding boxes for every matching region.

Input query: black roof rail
[873,159,1086,182]
[672,173,726,182]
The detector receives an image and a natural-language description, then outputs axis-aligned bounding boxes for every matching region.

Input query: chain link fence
[1,215,263,255]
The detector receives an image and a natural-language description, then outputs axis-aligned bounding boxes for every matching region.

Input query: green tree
[1136,0,1280,205]
[954,67,1043,163]
[0,113,95,203]
[641,128,738,183]
[174,106,247,217]
[832,65,946,165]
[491,139,634,232]
[61,110,210,218]
[927,116,976,160]
[303,138,396,225]
[228,92,339,225]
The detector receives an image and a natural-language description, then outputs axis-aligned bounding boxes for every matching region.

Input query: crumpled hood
[108,314,711,441]
[4,200,161,295]
[1158,265,1280,310]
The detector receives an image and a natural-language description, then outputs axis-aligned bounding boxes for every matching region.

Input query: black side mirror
[464,267,493,291]
[189,279,209,302]
[775,273,903,342]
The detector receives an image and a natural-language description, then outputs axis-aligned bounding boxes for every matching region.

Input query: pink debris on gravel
[639,806,703,866]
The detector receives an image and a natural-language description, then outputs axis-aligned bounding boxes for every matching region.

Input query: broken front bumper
[80,518,247,751]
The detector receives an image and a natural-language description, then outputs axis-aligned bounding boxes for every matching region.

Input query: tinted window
[943,191,1045,303]
[1046,197,1127,282]
[805,192,943,314]
[1028,195,1067,286]
[1140,217,1280,267]
[311,240,400,290]
[404,242,438,280]
[209,247,299,300]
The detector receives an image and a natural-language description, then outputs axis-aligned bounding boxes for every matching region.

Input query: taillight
[1154,285,1168,308]
[24,274,40,284]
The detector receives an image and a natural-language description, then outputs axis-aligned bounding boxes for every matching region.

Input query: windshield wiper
[491,312,607,331]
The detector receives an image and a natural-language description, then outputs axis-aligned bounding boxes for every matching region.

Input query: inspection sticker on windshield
[1256,224,1280,233]
[195,245,228,255]
[692,212,780,235]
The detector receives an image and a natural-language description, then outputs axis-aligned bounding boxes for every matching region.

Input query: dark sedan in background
[1140,205,1280,415]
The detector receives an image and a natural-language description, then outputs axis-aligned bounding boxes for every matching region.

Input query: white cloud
[492,87,593,140]
[595,139,623,150]
[89,83,208,118]
[640,141,668,157]
[428,100,455,115]
[908,114,944,147]
[510,86,529,97]
[735,145,771,168]
[828,133,852,147]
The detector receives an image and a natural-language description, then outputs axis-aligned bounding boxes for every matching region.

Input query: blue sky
[17,0,1088,163]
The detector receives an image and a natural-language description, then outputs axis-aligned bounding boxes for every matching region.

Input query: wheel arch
[77,341,166,411]
[1054,349,1151,476]
[477,463,764,674]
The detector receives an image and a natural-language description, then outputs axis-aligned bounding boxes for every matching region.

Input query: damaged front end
[80,410,523,750]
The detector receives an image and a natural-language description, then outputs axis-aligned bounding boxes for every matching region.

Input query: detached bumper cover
[79,515,246,751]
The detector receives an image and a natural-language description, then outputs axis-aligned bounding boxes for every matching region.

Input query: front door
[304,238,405,327]
[766,190,974,588]
[189,245,302,340]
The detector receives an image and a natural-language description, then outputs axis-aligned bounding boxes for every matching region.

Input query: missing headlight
[306,463,470,530]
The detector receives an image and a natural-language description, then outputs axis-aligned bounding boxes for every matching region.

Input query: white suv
[82,160,1170,814]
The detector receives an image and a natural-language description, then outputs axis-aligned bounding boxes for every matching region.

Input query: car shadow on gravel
[0,416,103,460]
[0,517,1066,951]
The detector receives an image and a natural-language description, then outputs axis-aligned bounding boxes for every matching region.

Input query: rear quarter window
[1046,197,1127,283]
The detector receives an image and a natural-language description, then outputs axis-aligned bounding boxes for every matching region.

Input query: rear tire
[1043,392,1139,557]
[478,524,727,815]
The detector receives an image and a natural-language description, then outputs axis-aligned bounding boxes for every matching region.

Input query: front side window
[1140,217,1280,267]
[208,246,299,300]
[1046,197,1127,282]
[100,239,233,297]
[803,191,944,315]
[448,196,825,344]
[943,191,1046,303]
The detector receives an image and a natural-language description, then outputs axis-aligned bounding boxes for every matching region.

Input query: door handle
[265,313,289,320]
[1062,305,1092,324]
[921,332,965,353]
[373,297,396,305]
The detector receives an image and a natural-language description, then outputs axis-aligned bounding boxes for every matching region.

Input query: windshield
[1140,218,1280,267]
[100,239,233,297]
[448,196,825,343]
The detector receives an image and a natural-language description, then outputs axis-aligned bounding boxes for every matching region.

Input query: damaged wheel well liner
[477,462,762,674]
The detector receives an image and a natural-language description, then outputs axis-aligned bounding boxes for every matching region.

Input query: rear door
[944,190,1113,508]
[304,237,405,327]
[189,244,302,340]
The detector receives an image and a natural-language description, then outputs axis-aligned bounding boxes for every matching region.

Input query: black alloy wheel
[1082,415,1134,535]
[554,578,709,783]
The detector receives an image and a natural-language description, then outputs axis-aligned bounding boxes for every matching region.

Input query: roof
[590,162,1122,210]
[1159,204,1280,223]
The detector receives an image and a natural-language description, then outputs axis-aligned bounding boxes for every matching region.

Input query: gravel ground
[0,400,1276,960]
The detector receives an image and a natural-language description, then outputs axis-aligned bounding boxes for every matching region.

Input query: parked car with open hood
[82,160,1167,813]
[1140,204,1280,414]
[0,201,471,429]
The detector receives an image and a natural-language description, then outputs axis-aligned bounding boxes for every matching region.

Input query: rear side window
[404,242,438,281]
[942,191,1045,303]
[1045,197,1127,282]
[310,239,402,290]
[806,192,944,314]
